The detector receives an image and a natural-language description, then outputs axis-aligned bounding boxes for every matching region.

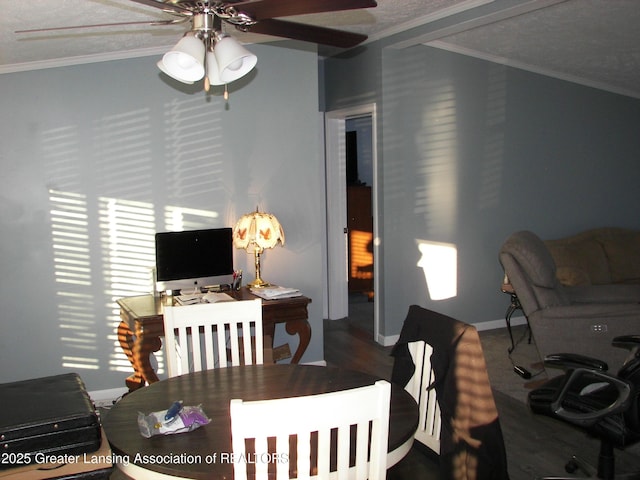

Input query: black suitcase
[0,373,101,469]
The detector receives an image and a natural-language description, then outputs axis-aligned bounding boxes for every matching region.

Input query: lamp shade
[214,35,257,83]
[233,210,285,252]
[161,34,205,82]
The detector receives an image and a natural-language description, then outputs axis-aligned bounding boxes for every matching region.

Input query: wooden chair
[405,340,442,454]
[230,380,391,480]
[163,299,263,377]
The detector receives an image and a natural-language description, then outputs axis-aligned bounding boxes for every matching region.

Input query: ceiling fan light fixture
[161,33,205,82]
[213,34,257,83]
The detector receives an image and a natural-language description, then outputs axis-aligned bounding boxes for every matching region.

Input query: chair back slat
[163,299,263,377]
[407,340,442,454]
[230,380,391,480]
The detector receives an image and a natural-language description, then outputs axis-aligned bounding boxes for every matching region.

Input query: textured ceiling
[2,0,640,99]
[427,0,640,98]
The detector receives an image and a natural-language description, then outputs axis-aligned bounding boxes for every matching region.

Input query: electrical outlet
[591,324,608,333]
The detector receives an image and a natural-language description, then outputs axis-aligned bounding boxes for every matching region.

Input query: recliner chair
[499,230,640,372]
[528,335,640,479]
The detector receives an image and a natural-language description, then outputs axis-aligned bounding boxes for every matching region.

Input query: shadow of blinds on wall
[163,206,221,232]
[49,189,98,371]
[163,97,225,205]
[98,197,157,373]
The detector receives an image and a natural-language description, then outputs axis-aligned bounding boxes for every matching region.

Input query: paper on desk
[175,294,203,305]
[250,286,302,300]
[175,292,234,305]
[202,292,235,303]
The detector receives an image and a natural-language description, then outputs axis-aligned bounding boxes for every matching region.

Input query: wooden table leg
[286,318,312,364]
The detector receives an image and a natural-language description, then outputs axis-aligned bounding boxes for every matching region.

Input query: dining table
[103,363,419,479]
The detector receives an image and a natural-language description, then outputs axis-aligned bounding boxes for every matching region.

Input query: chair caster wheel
[565,460,579,474]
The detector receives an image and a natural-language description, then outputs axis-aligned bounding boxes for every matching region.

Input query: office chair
[528,335,640,479]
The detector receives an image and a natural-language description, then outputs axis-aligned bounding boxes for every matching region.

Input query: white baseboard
[475,315,528,332]
[379,334,399,347]
[303,359,327,366]
[376,315,528,346]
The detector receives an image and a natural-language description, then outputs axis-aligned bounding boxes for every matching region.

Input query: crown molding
[0,46,168,75]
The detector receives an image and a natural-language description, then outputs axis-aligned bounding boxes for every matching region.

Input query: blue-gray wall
[3,30,640,393]
[323,43,640,337]
[0,42,325,392]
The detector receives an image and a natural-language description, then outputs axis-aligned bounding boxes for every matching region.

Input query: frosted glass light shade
[161,35,205,82]
[205,50,225,86]
[157,60,194,84]
[214,36,257,83]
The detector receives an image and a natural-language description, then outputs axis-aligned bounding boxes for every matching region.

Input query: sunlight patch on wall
[49,189,98,370]
[99,197,156,297]
[99,197,157,373]
[416,239,457,300]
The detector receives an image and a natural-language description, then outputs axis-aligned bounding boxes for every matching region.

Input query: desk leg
[134,332,162,387]
[286,319,311,364]
[117,320,161,391]
[263,323,276,364]
[117,320,145,391]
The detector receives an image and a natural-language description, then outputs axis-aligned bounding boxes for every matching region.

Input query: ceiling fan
[17,0,377,92]
[17,0,377,48]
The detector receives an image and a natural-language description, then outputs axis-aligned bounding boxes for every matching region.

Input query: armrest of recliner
[544,353,609,372]
[551,368,632,427]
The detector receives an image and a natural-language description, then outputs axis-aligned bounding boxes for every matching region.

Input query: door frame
[324,103,380,343]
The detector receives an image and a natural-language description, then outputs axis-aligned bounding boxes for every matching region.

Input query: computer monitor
[155,227,234,292]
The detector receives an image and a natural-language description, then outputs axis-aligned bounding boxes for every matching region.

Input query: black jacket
[391,305,510,480]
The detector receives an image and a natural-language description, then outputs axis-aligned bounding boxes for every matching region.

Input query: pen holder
[232,270,242,291]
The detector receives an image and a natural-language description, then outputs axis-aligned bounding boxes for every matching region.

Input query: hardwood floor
[323,318,640,480]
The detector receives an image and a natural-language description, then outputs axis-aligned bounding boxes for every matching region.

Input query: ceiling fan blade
[229,0,377,21]
[246,18,367,48]
[127,0,194,16]
[15,19,184,34]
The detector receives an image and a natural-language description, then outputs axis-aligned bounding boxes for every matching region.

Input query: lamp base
[247,278,271,289]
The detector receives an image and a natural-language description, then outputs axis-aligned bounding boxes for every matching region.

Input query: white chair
[230,380,391,480]
[163,298,263,377]
[405,340,442,454]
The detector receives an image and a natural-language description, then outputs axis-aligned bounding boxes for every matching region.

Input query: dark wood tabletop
[103,364,418,479]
